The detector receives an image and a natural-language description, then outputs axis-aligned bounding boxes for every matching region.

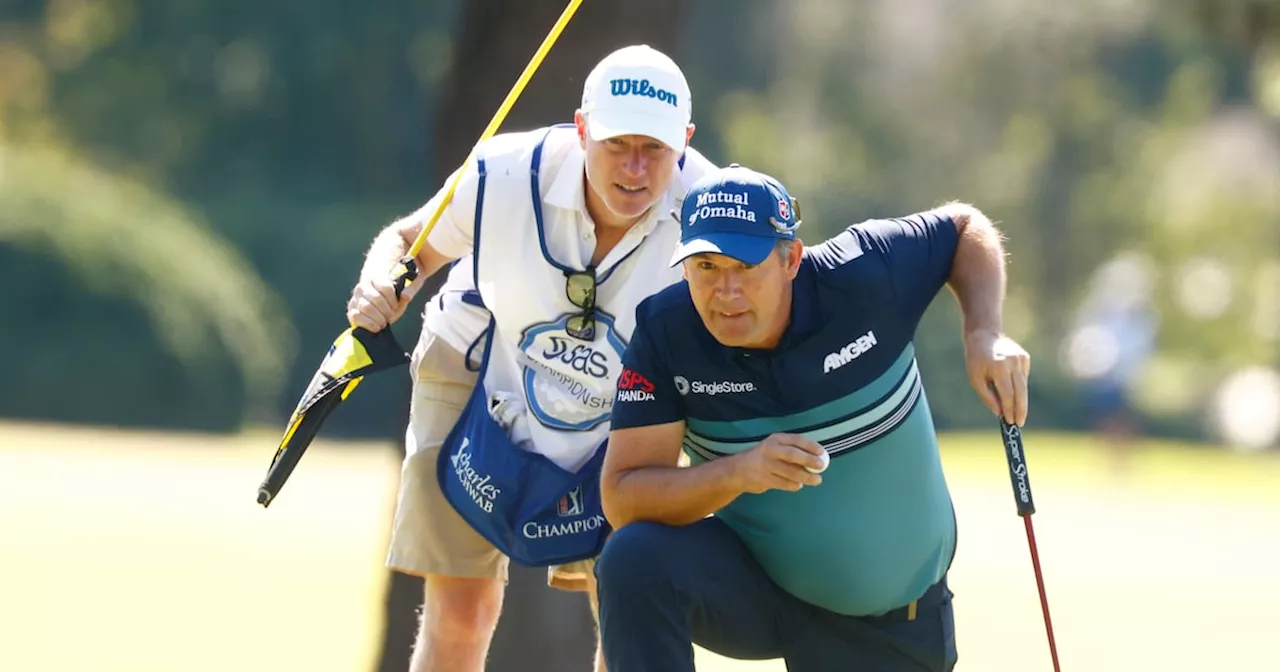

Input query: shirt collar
[544,138,588,215]
[780,261,822,345]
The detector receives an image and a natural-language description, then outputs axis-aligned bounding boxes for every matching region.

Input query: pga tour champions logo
[521,485,607,540]
[558,486,585,517]
[520,313,628,431]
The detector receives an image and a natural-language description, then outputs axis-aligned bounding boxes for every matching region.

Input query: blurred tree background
[1,1,1277,440]
[2,2,1278,671]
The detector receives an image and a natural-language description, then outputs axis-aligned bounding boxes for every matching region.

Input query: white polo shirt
[410,125,715,471]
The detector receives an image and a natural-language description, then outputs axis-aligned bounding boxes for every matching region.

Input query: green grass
[0,421,1276,671]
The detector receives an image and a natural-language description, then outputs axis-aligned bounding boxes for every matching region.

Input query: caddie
[344,45,716,672]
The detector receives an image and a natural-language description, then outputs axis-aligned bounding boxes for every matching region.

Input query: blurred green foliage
[687,0,1280,439]
[0,0,1275,443]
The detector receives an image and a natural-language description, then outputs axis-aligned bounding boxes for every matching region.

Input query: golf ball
[806,450,830,474]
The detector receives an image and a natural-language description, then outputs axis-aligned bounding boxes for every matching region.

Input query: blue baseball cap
[669,164,802,267]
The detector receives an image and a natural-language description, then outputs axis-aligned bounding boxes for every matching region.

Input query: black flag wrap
[256,258,419,507]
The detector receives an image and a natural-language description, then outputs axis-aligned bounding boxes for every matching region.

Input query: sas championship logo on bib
[519,312,628,431]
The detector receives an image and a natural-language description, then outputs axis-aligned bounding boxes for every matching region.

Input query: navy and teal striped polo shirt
[611,210,960,617]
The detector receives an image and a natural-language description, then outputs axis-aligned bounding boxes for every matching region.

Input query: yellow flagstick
[406,0,586,260]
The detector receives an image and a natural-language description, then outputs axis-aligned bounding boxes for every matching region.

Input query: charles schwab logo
[823,331,878,373]
[449,438,501,513]
[616,369,655,402]
[687,191,756,226]
[609,78,679,107]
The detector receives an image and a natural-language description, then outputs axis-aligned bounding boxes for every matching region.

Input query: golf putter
[999,418,1062,672]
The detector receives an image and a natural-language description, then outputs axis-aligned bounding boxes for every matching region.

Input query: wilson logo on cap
[609,78,679,107]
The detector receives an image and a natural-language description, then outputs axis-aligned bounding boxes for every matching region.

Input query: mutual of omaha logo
[687,190,755,226]
[520,312,628,431]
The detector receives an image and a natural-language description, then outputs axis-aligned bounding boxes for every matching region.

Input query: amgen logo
[823,331,878,373]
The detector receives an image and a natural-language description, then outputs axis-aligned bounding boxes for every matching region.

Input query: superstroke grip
[999,419,1036,516]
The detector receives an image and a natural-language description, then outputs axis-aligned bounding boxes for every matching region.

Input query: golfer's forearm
[944,204,1006,336]
[604,460,742,528]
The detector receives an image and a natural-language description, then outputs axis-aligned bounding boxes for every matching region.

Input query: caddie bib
[437,127,627,566]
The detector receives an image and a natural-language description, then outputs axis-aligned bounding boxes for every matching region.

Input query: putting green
[0,422,1275,671]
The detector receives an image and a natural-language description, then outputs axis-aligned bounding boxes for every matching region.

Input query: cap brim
[669,233,778,267]
[586,110,686,151]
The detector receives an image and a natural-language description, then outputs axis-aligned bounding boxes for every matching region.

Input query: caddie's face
[683,243,803,349]
[575,112,695,227]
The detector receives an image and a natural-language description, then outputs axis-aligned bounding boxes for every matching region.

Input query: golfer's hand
[346,274,418,333]
[730,433,826,494]
[964,329,1031,426]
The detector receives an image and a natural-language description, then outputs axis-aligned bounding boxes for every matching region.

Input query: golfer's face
[583,133,680,222]
[684,249,792,348]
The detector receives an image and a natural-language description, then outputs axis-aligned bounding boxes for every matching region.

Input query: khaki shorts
[385,330,595,592]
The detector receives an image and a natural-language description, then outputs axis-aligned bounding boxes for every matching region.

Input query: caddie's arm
[347,161,482,333]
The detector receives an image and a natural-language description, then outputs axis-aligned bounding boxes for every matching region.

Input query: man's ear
[787,239,804,278]
[574,110,589,148]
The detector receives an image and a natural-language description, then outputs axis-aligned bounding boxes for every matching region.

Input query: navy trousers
[595,518,957,672]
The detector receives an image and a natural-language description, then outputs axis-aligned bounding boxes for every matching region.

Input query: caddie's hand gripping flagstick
[999,418,1062,672]
[255,0,587,508]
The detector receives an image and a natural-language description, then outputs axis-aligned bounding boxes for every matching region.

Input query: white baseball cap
[580,45,692,151]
